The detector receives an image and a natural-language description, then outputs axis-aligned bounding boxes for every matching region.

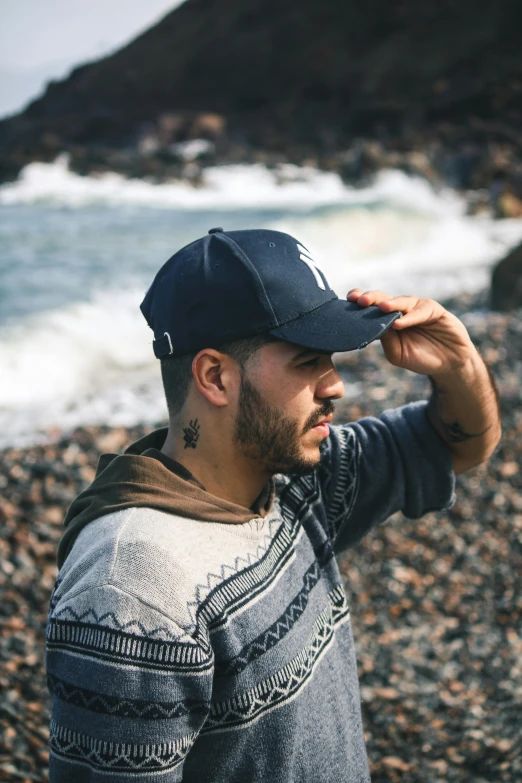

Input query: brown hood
[57,427,274,569]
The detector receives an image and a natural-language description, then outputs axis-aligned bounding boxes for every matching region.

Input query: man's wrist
[428,346,484,387]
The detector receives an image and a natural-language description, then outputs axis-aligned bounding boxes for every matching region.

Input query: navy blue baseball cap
[140,227,401,357]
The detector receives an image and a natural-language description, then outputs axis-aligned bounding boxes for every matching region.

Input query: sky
[0,0,185,118]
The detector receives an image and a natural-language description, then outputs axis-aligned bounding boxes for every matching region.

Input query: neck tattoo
[183,418,201,449]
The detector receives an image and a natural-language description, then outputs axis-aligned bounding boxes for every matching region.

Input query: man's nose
[316,365,345,400]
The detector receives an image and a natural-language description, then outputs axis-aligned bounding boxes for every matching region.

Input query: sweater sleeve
[317,401,456,553]
[46,583,212,782]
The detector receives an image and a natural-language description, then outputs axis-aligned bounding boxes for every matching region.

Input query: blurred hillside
[1,0,521,197]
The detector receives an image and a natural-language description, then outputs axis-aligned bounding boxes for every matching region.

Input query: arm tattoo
[183,418,201,449]
[427,376,492,443]
[443,420,488,443]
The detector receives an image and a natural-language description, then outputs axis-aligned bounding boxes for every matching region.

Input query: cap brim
[268,298,402,352]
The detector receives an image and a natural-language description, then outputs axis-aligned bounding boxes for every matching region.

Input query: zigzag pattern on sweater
[202,585,350,733]
[47,673,209,720]
[186,513,299,634]
[216,558,324,678]
[194,529,275,606]
[50,720,196,771]
[279,472,322,532]
[186,472,331,639]
[324,427,359,538]
[52,607,189,641]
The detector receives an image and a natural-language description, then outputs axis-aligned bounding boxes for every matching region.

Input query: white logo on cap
[296,243,329,291]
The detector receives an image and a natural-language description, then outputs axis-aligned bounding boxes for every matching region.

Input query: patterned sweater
[46,402,455,782]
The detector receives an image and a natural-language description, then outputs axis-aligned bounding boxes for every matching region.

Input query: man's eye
[300,357,320,367]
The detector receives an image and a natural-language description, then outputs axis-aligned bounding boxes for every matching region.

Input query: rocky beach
[1,289,521,781]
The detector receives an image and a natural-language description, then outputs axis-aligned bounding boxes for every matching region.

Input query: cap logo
[297,243,329,290]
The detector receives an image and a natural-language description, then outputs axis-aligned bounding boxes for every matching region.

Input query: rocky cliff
[1,0,521,195]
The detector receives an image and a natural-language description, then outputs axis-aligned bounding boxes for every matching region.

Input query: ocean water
[1,154,522,448]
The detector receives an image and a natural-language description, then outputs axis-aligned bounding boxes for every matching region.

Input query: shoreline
[2,138,522,219]
[1,290,522,780]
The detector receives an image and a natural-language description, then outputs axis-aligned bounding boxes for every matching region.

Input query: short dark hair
[160,333,280,417]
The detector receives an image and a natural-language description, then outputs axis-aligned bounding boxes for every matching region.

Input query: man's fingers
[377,295,419,313]
[386,298,443,328]
[346,289,393,306]
[347,291,445,330]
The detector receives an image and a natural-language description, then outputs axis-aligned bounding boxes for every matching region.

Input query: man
[46,228,500,782]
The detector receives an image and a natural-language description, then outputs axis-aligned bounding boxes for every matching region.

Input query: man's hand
[347,288,502,474]
[346,289,475,375]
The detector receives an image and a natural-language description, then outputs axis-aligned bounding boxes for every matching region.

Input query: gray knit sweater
[46,402,455,781]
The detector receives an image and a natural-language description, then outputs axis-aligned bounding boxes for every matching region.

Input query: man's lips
[303,406,335,434]
[313,414,333,428]
[310,413,333,435]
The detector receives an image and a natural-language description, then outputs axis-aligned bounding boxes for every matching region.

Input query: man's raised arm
[346,289,502,475]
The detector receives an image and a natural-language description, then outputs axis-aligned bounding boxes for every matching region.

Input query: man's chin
[302,426,330,453]
[286,447,323,476]
[267,448,322,477]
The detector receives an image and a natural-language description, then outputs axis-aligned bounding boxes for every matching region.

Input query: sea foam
[0,153,463,212]
[0,287,165,448]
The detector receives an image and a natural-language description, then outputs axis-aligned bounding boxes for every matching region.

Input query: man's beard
[233,374,335,476]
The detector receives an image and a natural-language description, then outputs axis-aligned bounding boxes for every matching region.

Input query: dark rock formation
[1,0,522,190]
[491,243,522,312]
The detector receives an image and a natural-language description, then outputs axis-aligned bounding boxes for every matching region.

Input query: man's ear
[191,349,239,407]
